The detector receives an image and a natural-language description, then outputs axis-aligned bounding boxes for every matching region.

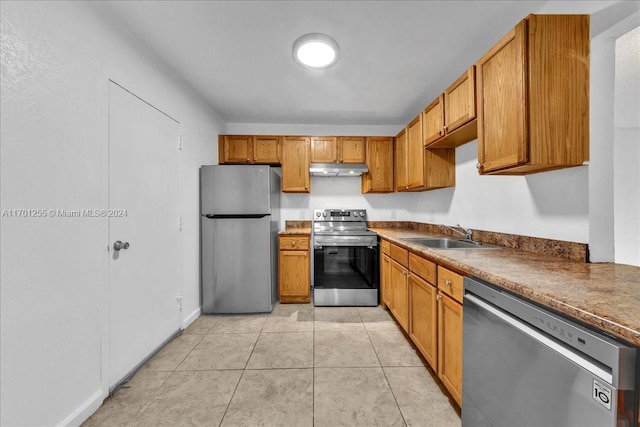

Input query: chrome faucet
[443,224,475,243]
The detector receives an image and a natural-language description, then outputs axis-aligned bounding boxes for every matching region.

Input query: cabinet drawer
[279,235,310,251]
[381,239,391,255]
[390,244,408,267]
[409,253,436,284]
[437,266,464,304]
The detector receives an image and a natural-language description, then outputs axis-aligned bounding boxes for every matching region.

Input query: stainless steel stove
[312,209,379,306]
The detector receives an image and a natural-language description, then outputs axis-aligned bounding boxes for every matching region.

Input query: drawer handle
[444,279,452,286]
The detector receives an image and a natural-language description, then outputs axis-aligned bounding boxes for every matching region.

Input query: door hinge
[179,216,183,231]
[176,295,184,312]
[178,134,183,151]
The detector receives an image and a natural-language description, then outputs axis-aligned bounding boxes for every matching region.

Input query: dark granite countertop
[372,227,640,347]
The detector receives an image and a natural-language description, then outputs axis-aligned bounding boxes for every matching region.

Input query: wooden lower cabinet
[438,292,463,406]
[381,253,392,310]
[409,273,438,370]
[278,235,310,303]
[389,259,409,332]
[383,243,464,408]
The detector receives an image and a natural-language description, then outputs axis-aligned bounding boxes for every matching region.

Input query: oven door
[313,243,379,306]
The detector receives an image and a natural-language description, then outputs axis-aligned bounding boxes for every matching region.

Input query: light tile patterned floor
[84,304,461,427]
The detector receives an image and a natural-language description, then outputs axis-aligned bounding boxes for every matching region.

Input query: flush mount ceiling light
[292,33,339,70]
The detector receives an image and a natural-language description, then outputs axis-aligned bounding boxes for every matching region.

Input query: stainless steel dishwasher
[463,276,637,427]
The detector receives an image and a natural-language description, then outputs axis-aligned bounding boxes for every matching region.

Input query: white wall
[0,2,223,426]
[614,26,640,266]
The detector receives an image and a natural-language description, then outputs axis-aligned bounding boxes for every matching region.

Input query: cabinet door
[310,136,338,163]
[279,249,310,302]
[423,96,445,146]
[220,135,252,164]
[406,114,426,190]
[438,293,463,406]
[476,20,527,173]
[381,253,392,310]
[394,129,408,191]
[339,136,366,163]
[254,136,281,164]
[444,67,476,134]
[390,259,409,332]
[282,136,310,193]
[362,137,393,193]
[409,273,438,371]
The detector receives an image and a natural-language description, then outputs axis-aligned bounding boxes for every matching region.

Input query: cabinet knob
[444,279,452,286]
[246,158,250,161]
[444,126,448,132]
[254,157,257,161]
[437,294,441,301]
[292,241,297,247]
[476,163,481,170]
[437,129,442,135]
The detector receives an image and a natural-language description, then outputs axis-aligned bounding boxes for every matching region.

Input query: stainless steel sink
[400,238,501,249]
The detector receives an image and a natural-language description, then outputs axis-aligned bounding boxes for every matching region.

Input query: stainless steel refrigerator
[200,165,280,313]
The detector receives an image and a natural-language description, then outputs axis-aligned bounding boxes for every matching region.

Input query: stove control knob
[322,212,328,217]
[360,212,366,217]
[315,211,321,217]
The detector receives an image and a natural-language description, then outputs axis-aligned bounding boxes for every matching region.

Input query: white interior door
[108,81,181,388]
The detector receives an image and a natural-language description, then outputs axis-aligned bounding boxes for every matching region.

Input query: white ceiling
[93,0,549,127]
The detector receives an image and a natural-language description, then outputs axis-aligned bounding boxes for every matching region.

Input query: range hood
[309,163,369,177]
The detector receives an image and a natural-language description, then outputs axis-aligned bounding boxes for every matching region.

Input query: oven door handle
[313,238,378,247]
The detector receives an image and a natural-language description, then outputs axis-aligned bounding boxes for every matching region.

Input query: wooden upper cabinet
[444,67,476,134]
[339,136,366,163]
[219,135,252,163]
[310,136,338,163]
[254,136,281,164]
[395,128,408,191]
[475,14,589,175]
[282,136,310,193]
[311,136,366,164]
[407,114,426,190]
[423,95,445,146]
[362,137,393,193]
[219,135,280,165]
[396,114,455,192]
[424,67,478,149]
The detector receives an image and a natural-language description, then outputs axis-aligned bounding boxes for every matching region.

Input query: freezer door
[201,216,273,313]
[201,165,271,215]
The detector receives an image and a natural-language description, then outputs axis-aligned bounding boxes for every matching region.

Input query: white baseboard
[182,306,201,330]
[57,389,106,427]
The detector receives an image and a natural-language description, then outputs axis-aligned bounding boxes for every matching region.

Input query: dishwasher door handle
[465,294,613,384]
